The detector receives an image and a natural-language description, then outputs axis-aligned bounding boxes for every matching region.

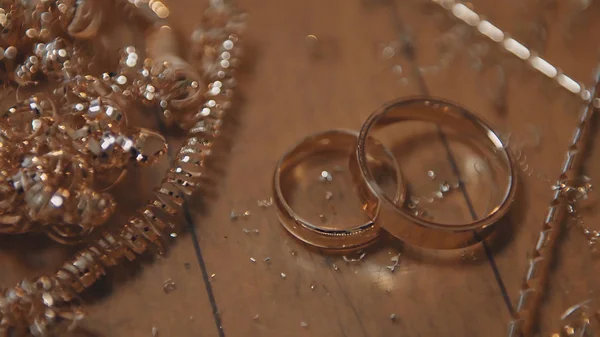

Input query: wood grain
[2,0,600,336]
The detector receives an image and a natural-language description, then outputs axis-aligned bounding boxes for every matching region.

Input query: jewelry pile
[0,0,246,335]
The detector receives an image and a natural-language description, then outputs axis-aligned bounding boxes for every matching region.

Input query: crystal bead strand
[431,0,590,100]
[429,1,596,336]
[508,80,599,337]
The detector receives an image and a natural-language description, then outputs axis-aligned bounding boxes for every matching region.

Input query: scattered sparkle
[319,170,333,182]
[428,170,436,179]
[162,279,176,294]
[305,34,321,59]
[230,210,251,220]
[392,64,403,74]
[300,322,308,328]
[343,251,366,263]
[440,182,450,193]
[386,254,401,272]
[250,257,256,263]
[257,197,274,208]
[382,45,395,59]
[460,250,477,261]
[324,191,333,200]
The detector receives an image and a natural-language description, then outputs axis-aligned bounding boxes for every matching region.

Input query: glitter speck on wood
[428,170,436,179]
[343,251,366,263]
[281,273,287,279]
[253,314,260,321]
[319,170,333,182]
[257,197,273,208]
[162,279,176,294]
[263,257,271,263]
[230,210,251,220]
[152,326,159,336]
[332,263,340,271]
[382,45,396,59]
[460,250,477,261]
[386,254,401,272]
[324,191,333,200]
[301,321,308,328]
[243,228,260,234]
[210,273,216,279]
[390,314,397,322]
[440,182,450,193]
[306,34,319,59]
[250,257,256,263]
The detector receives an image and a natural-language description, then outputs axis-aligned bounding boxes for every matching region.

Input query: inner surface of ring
[362,99,514,228]
[279,131,400,232]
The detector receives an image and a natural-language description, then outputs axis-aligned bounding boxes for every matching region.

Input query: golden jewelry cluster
[0,0,246,335]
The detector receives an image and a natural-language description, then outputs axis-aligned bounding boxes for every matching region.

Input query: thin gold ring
[353,97,517,249]
[273,129,404,251]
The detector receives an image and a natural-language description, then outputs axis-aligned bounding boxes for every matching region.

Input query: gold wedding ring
[273,129,404,251]
[353,97,517,249]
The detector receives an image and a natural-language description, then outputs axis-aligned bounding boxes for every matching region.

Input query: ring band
[273,129,404,250]
[352,97,517,249]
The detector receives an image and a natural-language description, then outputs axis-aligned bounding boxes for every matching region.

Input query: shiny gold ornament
[0,0,246,335]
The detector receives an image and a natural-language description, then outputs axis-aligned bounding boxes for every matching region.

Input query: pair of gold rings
[273,97,517,251]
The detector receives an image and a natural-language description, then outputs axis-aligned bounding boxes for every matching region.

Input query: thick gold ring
[273,129,404,251]
[353,97,517,250]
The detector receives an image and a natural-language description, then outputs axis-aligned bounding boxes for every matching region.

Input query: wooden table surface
[3,0,600,336]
